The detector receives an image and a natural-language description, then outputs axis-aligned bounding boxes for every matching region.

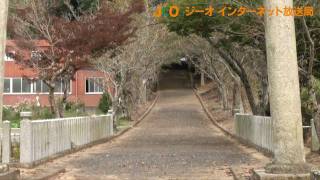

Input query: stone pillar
[20,112,33,165]
[0,0,9,128]
[0,5,9,169]
[142,79,147,103]
[200,72,205,86]
[20,112,32,121]
[311,119,320,152]
[20,120,33,164]
[2,121,10,163]
[0,1,9,166]
[107,109,114,136]
[264,0,307,173]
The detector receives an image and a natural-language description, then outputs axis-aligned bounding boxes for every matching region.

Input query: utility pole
[264,0,309,174]
[0,0,9,127]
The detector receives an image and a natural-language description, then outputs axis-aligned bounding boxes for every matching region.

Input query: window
[61,81,70,93]
[42,82,50,93]
[22,79,32,93]
[3,78,71,94]
[34,79,70,93]
[12,78,22,93]
[4,52,15,61]
[12,78,32,93]
[54,80,62,93]
[33,80,42,93]
[31,51,42,60]
[86,78,103,93]
[4,79,10,93]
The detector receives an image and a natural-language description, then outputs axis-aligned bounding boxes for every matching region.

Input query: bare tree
[8,0,143,117]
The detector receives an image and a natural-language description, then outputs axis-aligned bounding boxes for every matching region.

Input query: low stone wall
[235,114,320,155]
[19,115,113,167]
[235,114,274,153]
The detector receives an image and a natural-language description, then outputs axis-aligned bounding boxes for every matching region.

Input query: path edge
[112,92,160,138]
[16,92,160,169]
[193,88,273,158]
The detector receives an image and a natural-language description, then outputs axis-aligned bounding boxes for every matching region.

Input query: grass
[116,117,130,131]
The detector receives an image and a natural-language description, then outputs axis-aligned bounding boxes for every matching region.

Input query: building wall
[69,69,105,107]
[3,52,104,108]
[3,57,105,108]
[3,40,109,108]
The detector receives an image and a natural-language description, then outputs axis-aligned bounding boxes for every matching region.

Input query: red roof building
[3,40,106,109]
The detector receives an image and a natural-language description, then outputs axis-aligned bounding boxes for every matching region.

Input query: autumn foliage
[7,0,144,117]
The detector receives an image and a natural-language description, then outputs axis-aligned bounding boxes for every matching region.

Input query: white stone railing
[0,128,20,143]
[234,114,274,153]
[235,114,320,154]
[19,115,113,167]
[0,126,20,163]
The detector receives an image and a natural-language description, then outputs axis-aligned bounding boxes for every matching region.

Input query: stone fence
[234,114,320,154]
[235,114,274,153]
[1,114,113,167]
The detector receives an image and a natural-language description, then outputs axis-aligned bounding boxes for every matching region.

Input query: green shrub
[3,107,20,128]
[2,100,89,128]
[31,106,54,120]
[63,101,86,117]
[98,93,112,114]
[315,78,320,99]
[65,101,85,112]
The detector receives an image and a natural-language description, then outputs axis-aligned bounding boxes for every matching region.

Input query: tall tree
[95,3,170,125]
[8,0,144,117]
[295,0,320,146]
[161,0,269,115]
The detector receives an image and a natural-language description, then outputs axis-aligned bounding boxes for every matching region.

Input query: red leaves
[54,0,144,57]
[7,0,145,87]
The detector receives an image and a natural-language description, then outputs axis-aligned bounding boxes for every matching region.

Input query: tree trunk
[217,48,258,115]
[232,82,237,110]
[0,0,9,127]
[232,78,244,114]
[264,0,306,171]
[205,37,257,114]
[240,86,248,113]
[300,17,320,149]
[210,65,229,110]
[257,76,270,115]
[111,85,120,130]
[218,85,228,110]
[307,76,320,144]
[59,78,71,118]
[200,72,205,86]
[48,87,61,118]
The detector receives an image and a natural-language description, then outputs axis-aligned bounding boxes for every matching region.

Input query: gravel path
[26,70,269,180]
